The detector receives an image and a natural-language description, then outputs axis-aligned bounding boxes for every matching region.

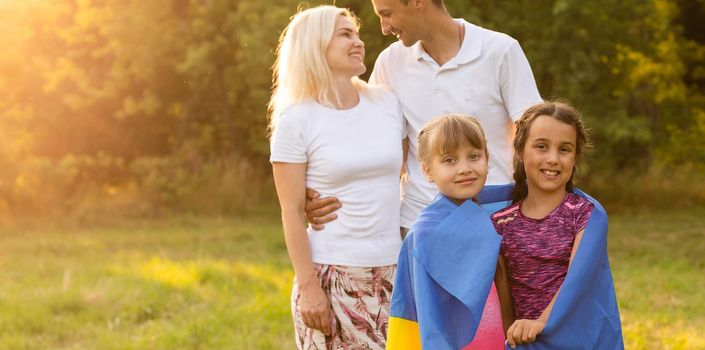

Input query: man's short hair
[400,0,444,7]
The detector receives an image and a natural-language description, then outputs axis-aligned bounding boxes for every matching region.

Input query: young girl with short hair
[387,114,507,350]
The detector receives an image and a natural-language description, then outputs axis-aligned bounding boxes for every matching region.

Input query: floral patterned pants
[291,264,396,350]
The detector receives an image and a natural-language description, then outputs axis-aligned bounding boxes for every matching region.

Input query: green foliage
[0,150,271,225]
[0,0,704,219]
[440,0,705,170]
[583,162,705,214]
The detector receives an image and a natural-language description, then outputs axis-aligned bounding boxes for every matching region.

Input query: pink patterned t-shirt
[491,192,594,320]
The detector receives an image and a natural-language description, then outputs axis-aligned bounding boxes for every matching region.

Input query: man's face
[371,0,420,46]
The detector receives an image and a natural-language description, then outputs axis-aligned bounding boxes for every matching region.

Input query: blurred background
[0,0,703,349]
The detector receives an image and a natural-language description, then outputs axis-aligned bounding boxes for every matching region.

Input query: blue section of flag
[390,191,502,349]
[507,188,624,349]
[389,185,623,350]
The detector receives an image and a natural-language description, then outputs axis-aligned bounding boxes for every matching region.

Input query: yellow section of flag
[386,317,422,350]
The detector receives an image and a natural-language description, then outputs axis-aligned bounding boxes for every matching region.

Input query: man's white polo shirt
[370,19,543,227]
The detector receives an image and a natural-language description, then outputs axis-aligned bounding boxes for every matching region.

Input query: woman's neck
[521,188,568,219]
[326,76,359,110]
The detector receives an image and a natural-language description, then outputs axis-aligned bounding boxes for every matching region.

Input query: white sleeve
[269,111,307,163]
[394,94,408,140]
[499,41,543,121]
[371,49,407,139]
[369,48,392,88]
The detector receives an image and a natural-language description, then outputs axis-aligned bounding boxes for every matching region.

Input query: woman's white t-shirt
[270,88,405,267]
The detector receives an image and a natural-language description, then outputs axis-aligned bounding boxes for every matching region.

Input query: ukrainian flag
[386,185,623,349]
[387,187,505,349]
[508,189,623,349]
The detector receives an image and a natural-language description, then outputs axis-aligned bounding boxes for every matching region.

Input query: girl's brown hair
[511,101,592,202]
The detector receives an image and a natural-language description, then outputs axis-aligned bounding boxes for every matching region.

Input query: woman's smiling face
[325,15,366,78]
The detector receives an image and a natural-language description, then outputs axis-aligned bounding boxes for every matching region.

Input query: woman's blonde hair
[267,5,362,132]
[417,114,489,167]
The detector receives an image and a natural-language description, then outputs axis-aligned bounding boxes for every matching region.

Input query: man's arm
[305,189,341,230]
[401,137,409,177]
[499,40,543,122]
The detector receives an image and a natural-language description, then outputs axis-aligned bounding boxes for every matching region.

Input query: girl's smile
[521,115,577,196]
[424,144,488,205]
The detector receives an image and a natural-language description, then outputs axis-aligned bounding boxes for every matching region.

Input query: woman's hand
[506,319,545,348]
[272,164,334,335]
[299,277,333,336]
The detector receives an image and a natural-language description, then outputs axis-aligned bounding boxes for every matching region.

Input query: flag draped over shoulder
[505,187,624,350]
[386,185,623,350]
[386,190,504,349]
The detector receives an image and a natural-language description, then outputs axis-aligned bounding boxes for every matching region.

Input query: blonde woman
[268,5,405,349]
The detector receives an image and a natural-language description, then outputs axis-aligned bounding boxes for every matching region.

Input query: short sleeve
[369,48,392,88]
[574,200,595,233]
[392,93,408,140]
[490,212,504,236]
[498,41,543,121]
[269,111,307,163]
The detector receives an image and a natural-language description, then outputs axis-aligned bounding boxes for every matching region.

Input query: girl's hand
[299,279,333,336]
[506,319,545,348]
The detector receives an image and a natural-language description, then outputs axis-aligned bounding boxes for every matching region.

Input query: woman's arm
[495,254,515,334]
[272,162,332,335]
[506,229,586,348]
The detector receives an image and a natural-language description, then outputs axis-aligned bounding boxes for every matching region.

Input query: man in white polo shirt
[307,0,542,232]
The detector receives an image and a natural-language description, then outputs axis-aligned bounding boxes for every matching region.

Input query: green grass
[0,216,293,349]
[0,207,703,349]
[609,206,705,349]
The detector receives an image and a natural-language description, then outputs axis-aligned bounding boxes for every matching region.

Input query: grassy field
[0,207,703,349]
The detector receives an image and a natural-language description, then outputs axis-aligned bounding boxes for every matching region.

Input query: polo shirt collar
[411,19,483,65]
